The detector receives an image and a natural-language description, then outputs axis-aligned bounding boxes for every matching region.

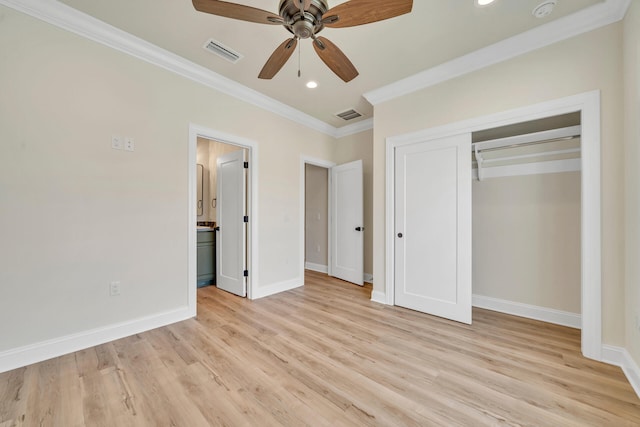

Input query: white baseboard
[304,262,328,274]
[601,345,640,399]
[251,278,303,299]
[472,294,581,329]
[0,307,193,374]
[304,264,373,285]
[371,290,387,305]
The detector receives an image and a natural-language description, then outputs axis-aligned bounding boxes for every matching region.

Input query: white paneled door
[394,134,472,324]
[216,149,246,297]
[330,160,364,286]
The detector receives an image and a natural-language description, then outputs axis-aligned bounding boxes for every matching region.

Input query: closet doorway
[386,91,601,360]
[471,113,582,330]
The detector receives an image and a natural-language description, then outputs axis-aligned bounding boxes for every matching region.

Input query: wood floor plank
[1,270,639,426]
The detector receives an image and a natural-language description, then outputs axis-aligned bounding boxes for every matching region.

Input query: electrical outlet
[111,136,123,150]
[110,281,121,296]
[124,137,135,152]
[316,244,321,253]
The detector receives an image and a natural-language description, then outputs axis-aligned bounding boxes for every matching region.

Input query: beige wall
[473,172,581,313]
[305,164,328,267]
[334,130,374,277]
[0,6,334,352]
[624,2,640,368]
[372,24,625,345]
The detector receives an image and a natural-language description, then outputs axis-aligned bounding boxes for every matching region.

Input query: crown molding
[0,0,350,137]
[334,118,374,138]
[364,0,631,106]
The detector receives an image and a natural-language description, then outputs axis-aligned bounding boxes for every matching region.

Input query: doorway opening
[300,157,334,282]
[188,124,258,315]
[304,163,330,275]
[471,112,582,331]
[300,156,365,287]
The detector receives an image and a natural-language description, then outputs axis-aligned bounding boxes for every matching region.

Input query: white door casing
[385,91,601,360]
[330,160,364,286]
[394,134,472,324]
[216,149,246,297]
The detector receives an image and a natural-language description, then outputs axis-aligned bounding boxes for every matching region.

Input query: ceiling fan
[192,0,413,82]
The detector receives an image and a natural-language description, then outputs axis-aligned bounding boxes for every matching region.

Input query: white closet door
[330,160,364,286]
[394,134,472,324]
[216,149,246,297]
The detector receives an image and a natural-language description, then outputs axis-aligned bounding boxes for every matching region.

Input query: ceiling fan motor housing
[279,0,328,39]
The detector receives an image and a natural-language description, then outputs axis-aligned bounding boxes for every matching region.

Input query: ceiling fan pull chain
[298,41,301,78]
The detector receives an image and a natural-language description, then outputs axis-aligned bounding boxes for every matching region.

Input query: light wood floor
[1,270,639,426]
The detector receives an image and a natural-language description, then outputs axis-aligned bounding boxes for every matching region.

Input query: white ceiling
[58,0,603,128]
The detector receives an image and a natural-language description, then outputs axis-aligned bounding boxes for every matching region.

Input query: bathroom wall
[196,137,243,223]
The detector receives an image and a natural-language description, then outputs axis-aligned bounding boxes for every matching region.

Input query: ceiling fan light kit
[192,0,414,82]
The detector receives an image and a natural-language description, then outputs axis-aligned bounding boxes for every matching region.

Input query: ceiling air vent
[203,38,243,64]
[336,109,363,121]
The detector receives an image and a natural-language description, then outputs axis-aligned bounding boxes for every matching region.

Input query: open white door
[330,160,364,286]
[394,134,471,324]
[216,149,246,297]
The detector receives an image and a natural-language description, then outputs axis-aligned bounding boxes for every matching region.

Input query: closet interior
[471,112,582,326]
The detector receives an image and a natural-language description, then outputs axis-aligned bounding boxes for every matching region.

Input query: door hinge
[243,215,249,223]
[243,270,249,277]
[243,161,249,169]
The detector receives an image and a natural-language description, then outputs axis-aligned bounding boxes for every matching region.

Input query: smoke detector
[532,1,557,18]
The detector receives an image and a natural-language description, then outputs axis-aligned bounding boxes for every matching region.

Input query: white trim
[472,158,581,180]
[371,290,386,304]
[303,264,371,284]
[300,156,336,285]
[384,91,602,361]
[364,0,631,106]
[305,262,328,274]
[472,295,581,329]
[334,118,374,139]
[252,278,302,299]
[0,0,622,139]
[0,307,191,374]
[0,0,350,137]
[472,125,581,152]
[189,124,259,301]
[601,345,640,398]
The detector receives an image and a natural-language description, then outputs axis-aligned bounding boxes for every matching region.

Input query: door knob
[355,227,363,231]
[397,233,403,238]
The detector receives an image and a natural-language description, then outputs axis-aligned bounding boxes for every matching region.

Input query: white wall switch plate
[110,281,121,296]
[111,136,123,150]
[124,137,135,152]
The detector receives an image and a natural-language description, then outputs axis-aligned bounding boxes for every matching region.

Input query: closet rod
[477,135,580,153]
[472,147,581,165]
[472,125,581,153]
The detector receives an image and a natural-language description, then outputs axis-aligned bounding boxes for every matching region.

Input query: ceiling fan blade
[323,0,413,28]
[259,38,298,79]
[312,37,359,83]
[192,0,281,25]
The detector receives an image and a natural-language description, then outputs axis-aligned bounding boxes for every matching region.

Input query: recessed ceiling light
[306,81,318,89]
[476,0,496,6]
